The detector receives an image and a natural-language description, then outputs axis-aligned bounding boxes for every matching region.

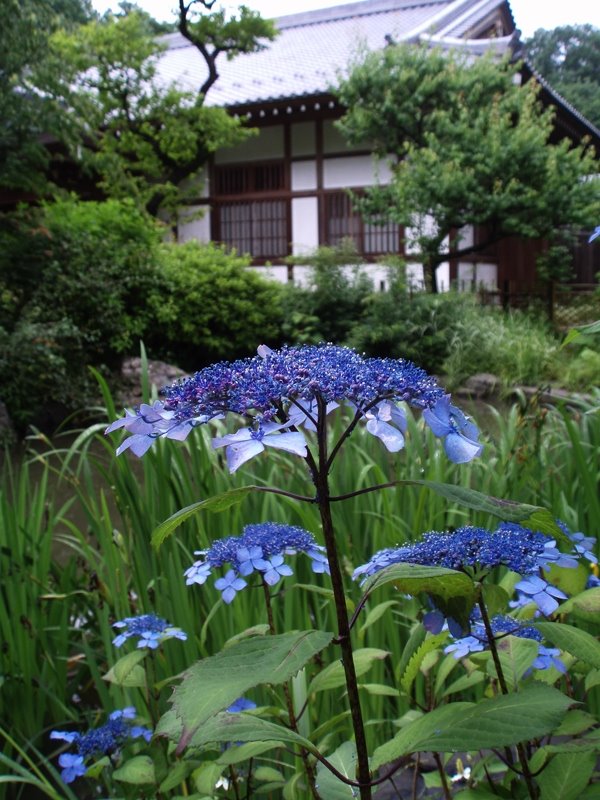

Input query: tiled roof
[156,0,501,107]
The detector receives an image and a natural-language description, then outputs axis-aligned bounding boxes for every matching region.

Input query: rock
[455,373,501,399]
[118,357,188,407]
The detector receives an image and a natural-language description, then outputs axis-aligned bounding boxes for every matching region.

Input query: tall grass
[1,382,599,796]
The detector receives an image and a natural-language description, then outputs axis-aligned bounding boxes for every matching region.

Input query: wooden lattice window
[214,162,286,195]
[216,200,288,259]
[324,192,400,255]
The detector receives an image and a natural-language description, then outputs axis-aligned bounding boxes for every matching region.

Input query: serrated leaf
[157,630,332,752]
[397,624,426,680]
[309,648,388,694]
[113,755,156,784]
[554,710,597,736]
[400,633,447,695]
[315,741,357,799]
[103,649,147,688]
[371,683,572,769]
[362,563,475,605]
[152,486,258,549]
[491,636,539,690]
[534,621,600,668]
[536,752,596,800]
[559,587,600,620]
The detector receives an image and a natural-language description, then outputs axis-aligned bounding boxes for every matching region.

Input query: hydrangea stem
[314,397,372,800]
[477,596,539,800]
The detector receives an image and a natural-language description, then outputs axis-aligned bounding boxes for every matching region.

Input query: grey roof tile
[156,0,467,106]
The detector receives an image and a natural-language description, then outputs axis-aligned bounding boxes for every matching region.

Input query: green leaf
[362,563,476,605]
[192,761,224,795]
[217,740,283,766]
[536,752,596,800]
[482,584,510,617]
[562,319,600,349]
[559,587,600,621]
[400,633,448,695]
[151,486,258,549]
[156,630,333,751]
[553,710,597,737]
[359,600,398,637]
[491,636,539,690]
[187,712,317,754]
[224,624,270,648]
[159,761,192,793]
[545,563,589,597]
[534,622,600,668]
[359,683,399,697]
[397,624,426,681]
[254,766,285,782]
[315,741,357,799]
[371,683,572,769]
[442,671,485,698]
[294,583,355,612]
[103,649,147,688]
[113,755,156,784]
[309,648,388,694]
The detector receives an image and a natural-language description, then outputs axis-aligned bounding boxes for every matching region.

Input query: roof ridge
[273,0,449,30]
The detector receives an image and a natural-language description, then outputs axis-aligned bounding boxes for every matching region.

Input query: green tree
[336,45,600,292]
[41,2,275,217]
[525,25,600,128]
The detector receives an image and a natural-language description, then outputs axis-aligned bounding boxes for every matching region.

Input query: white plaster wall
[248,265,290,283]
[292,121,315,157]
[405,263,426,291]
[323,155,393,189]
[214,125,284,163]
[437,262,450,293]
[177,206,211,243]
[291,160,318,191]
[291,196,319,255]
[457,262,498,291]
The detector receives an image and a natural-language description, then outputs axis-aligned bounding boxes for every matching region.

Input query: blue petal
[444,431,483,463]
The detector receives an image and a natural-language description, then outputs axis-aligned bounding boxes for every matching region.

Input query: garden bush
[147,240,284,369]
[281,241,372,344]
[0,198,164,429]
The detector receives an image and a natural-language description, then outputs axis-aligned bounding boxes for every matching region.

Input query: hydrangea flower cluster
[184,522,329,603]
[354,521,596,618]
[106,344,483,469]
[51,708,152,784]
[112,614,187,649]
[444,613,566,673]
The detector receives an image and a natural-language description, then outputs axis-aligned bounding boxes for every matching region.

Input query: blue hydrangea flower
[214,570,247,604]
[556,521,598,564]
[184,522,329,602]
[107,344,480,469]
[422,395,483,463]
[353,523,553,582]
[513,575,567,616]
[212,422,307,473]
[112,614,187,649]
[58,753,86,784]
[51,708,152,784]
[445,636,484,659]
[533,646,567,673]
[227,697,257,713]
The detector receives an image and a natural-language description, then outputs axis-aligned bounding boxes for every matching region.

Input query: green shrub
[148,240,284,369]
[564,346,600,390]
[0,198,164,429]
[349,284,470,372]
[282,241,372,344]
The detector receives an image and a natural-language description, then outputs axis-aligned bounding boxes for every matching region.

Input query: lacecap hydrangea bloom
[50,708,152,784]
[106,344,483,470]
[112,613,187,649]
[185,522,329,603]
[354,521,595,618]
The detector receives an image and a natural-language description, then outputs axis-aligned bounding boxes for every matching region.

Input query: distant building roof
[156,0,513,108]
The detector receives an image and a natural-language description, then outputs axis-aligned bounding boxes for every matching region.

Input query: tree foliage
[41,5,275,216]
[336,45,600,291]
[525,25,600,128]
